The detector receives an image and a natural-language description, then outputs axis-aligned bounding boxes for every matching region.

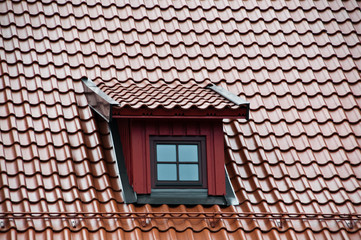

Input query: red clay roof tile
[1,0,361,239]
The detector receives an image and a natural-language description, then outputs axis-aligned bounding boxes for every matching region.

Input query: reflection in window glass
[157,145,176,162]
[179,145,198,162]
[157,164,177,181]
[179,164,199,181]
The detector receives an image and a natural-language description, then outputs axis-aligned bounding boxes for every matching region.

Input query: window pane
[157,164,177,181]
[179,164,199,181]
[157,144,176,162]
[179,145,198,162]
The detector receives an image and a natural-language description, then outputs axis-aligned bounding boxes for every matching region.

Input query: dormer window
[150,136,207,189]
[81,78,249,205]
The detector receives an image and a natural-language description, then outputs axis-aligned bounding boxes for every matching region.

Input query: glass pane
[179,164,199,181]
[179,145,198,162]
[157,164,177,181]
[157,144,176,162]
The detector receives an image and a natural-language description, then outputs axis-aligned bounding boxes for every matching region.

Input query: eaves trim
[112,106,249,119]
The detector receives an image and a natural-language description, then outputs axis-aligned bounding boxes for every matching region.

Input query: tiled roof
[98,79,241,110]
[1,0,361,239]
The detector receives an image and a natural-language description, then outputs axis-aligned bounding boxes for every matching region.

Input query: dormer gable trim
[81,77,119,122]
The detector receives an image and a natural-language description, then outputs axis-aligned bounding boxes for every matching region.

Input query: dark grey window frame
[150,136,207,189]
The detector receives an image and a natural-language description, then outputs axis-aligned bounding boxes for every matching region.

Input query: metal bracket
[208,213,221,228]
[342,214,358,229]
[345,219,354,229]
[274,218,284,228]
[0,219,5,228]
[138,216,150,227]
[69,219,79,228]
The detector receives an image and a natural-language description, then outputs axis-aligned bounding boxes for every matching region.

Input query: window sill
[136,172,238,206]
[137,189,228,205]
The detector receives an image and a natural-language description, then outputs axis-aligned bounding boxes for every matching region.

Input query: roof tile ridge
[0,169,119,178]
[233,172,360,181]
[237,198,361,206]
[6,20,360,39]
[250,105,360,112]
[0,184,122,192]
[234,183,361,195]
[225,144,361,153]
[5,32,360,49]
[230,130,361,139]
[227,157,361,168]
[0,196,124,205]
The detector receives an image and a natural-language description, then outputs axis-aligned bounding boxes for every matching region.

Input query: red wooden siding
[117,119,133,185]
[117,119,226,195]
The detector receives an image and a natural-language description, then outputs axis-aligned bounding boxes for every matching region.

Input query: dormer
[82,78,249,205]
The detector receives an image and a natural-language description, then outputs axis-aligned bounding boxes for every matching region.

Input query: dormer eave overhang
[111,106,249,120]
[82,77,250,121]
